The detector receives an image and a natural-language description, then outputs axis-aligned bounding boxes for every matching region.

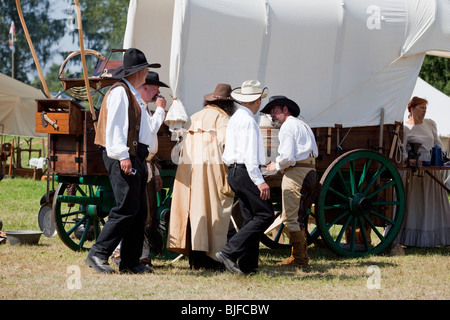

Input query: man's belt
[292,159,316,169]
[293,163,316,168]
[229,163,246,169]
[228,163,262,169]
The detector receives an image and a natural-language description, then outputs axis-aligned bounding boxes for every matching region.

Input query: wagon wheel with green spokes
[52,178,115,251]
[316,149,405,257]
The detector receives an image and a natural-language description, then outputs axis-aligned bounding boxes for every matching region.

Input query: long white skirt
[394,170,450,247]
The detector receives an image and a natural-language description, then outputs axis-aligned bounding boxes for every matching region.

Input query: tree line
[0,0,128,93]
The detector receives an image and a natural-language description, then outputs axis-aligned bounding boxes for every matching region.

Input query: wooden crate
[48,111,107,176]
[155,121,177,161]
[48,110,177,176]
[313,123,403,172]
[35,99,84,135]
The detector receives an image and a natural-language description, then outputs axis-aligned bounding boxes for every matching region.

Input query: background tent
[405,77,450,153]
[123,0,450,131]
[0,72,45,138]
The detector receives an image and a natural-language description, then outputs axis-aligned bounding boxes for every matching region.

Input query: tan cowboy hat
[231,80,268,103]
[204,83,233,102]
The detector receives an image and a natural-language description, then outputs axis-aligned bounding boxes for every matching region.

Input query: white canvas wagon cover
[123,0,450,130]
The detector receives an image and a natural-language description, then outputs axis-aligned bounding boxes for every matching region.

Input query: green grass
[0,177,448,302]
[0,177,48,231]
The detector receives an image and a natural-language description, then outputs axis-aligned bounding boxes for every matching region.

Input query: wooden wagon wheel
[52,178,114,251]
[58,49,106,80]
[316,149,405,257]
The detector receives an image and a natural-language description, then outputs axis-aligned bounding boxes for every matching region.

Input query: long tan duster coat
[167,105,234,260]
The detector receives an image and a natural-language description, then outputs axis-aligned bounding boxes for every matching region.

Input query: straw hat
[231,80,268,103]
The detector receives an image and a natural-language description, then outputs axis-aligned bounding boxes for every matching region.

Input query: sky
[15,1,82,80]
[47,1,83,71]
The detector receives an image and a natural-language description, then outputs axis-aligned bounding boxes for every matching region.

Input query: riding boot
[276,230,309,268]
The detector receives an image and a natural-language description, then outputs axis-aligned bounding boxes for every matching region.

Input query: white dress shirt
[222,105,266,185]
[275,116,318,171]
[105,78,162,160]
[140,101,165,155]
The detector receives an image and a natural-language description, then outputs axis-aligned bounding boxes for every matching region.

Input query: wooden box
[155,122,177,161]
[47,109,178,176]
[313,123,403,172]
[35,99,84,135]
[48,111,108,176]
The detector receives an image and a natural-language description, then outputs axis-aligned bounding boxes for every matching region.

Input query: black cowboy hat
[260,95,300,118]
[144,71,169,88]
[114,48,161,78]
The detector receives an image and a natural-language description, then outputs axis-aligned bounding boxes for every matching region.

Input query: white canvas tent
[0,72,45,138]
[123,0,450,131]
[406,77,450,153]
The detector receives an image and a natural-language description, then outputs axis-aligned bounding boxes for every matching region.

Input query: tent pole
[74,0,98,132]
[15,0,50,98]
[8,139,14,176]
[11,48,14,78]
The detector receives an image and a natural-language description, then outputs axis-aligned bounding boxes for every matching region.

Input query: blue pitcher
[430,145,443,166]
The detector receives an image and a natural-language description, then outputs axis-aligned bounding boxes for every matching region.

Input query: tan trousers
[281,158,316,233]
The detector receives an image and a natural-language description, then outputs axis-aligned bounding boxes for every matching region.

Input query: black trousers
[89,144,148,269]
[221,165,274,273]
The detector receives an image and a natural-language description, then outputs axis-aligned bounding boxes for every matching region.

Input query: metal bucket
[5,231,43,246]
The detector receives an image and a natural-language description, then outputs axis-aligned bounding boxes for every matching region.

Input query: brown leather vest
[94,80,141,157]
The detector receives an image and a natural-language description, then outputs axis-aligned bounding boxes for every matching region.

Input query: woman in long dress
[395,96,450,247]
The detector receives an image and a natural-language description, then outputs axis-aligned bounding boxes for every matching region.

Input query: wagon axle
[349,193,372,216]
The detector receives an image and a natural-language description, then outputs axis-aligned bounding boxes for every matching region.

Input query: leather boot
[276,230,309,268]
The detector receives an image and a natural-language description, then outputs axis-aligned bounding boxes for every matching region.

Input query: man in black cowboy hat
[86,48,161,274]
[110,71,170,267]
[139,71,169,106]
[137,71,168,266]
[138,71,169,163]
[262,95,318,268]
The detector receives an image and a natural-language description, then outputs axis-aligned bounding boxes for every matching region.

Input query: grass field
[0,177,448,305]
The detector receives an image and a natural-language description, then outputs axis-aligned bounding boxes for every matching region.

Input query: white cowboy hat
[231,80,268,103]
